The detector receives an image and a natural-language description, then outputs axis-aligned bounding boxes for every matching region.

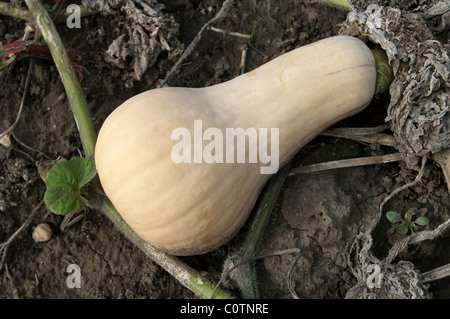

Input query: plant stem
[226,163,290,298]
[316,0,351,9]
[25,0,96,158]
[0,1,32,22]
[421,262,450,283]
[372,48,394,94]
[1,41,52,66]
[93,189,233,299]
[0,1,97,25]
[24,0,233,299]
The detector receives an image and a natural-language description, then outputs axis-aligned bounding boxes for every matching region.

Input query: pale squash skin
[95,36,376,255]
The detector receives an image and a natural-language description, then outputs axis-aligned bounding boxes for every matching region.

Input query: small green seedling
[386,207,430,235]
[250,16,265,41]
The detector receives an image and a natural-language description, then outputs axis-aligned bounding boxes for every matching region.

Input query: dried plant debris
[349,0,444,12]
[82,0,180,87]
[346,261,431,299]
[341,2,449,170]
[81,0,124,12]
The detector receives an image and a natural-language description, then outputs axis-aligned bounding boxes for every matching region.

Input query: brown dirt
[0,0,448,299]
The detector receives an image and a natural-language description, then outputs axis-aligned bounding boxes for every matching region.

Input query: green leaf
[404,210,413,221]
[44,157,96,215]
[397,224,409,234]
[386,211,398,222]
[415,216,430,226]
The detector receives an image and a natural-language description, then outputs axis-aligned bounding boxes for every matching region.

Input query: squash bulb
[95,36,376,255]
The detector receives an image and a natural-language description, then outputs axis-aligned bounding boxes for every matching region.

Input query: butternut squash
[95,36,376,255]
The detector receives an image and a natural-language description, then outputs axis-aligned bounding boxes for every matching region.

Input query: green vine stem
[90,189,233,299]
[25,0,96,158]
[24,0,232,299]
[0,1,32,22]
[316,0,351,9]
[0,1,97,26]
[225,163,290,298]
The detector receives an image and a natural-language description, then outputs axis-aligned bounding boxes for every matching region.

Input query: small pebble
[32,223,53,243]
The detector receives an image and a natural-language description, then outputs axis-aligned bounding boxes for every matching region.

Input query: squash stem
[372,48,394,94]
[226,163,290,298]
[24,0,97,158]
[25,0,233,299]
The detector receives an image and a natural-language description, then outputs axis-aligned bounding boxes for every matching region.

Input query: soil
[0,0,449,299]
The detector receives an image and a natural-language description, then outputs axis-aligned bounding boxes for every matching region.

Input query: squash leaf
[44,157,96,215]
